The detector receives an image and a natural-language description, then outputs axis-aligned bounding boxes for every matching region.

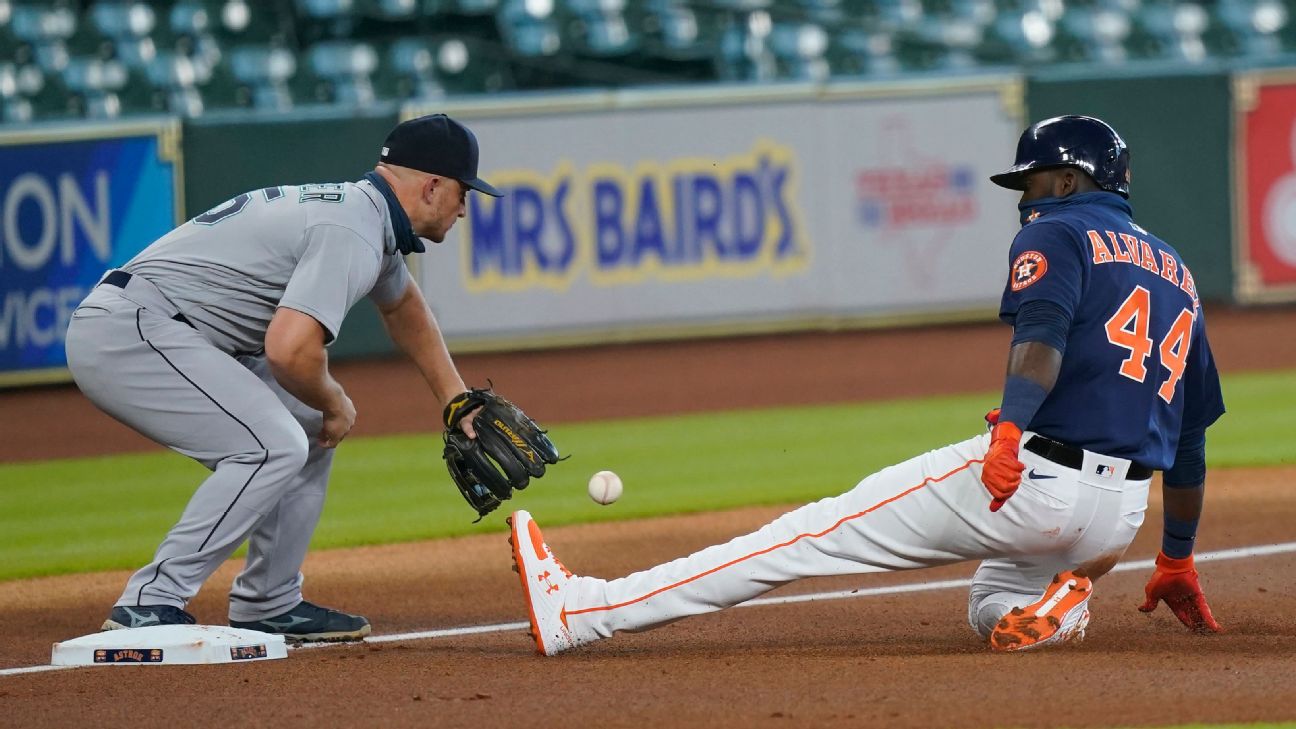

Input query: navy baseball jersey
[1000,191,1225,469]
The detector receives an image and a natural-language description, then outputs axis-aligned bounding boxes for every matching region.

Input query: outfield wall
[404,78,1023,349]
[0,120,183,387]
[2,67,1292,386]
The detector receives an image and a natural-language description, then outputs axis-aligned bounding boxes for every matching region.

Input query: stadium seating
[2,0,1296,124]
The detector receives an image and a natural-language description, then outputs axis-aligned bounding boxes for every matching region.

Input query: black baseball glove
[442,387,560,521]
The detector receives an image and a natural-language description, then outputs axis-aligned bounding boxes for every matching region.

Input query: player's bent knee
[269,434,310,475]
[252,418,311,474]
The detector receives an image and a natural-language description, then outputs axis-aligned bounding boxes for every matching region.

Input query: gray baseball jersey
[65,178,418,622]
[125,180,410,354]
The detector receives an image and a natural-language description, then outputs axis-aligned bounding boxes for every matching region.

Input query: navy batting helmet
[990,115,1131,198]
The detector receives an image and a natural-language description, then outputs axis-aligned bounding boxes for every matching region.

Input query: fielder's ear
[423,175,440,202]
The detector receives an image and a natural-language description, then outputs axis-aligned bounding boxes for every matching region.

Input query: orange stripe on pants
[565,458,981,619]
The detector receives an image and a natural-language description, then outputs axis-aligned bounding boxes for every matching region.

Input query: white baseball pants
[562,432,1150,642]
[66,278,335,622]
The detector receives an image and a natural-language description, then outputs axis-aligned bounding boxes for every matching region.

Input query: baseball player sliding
[511,116,1225,654]
[66,114,528,642]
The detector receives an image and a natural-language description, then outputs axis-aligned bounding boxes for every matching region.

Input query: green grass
[2,369,1294,581]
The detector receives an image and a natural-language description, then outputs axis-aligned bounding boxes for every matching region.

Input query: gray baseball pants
[65,274,334,622]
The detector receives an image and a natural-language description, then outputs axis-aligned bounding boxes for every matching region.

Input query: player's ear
[422,175,439,203]
[1057,169,1079,197]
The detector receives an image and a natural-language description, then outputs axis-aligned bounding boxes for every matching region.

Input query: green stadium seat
[0,2,15,63]
[826,0,889,28]
[498,0,564,56]
[1051,5,1132,63]
[193,0,292,45]
[926,0,997,26]
[10,5,76,71]
[769,21,830,79]
[303,40,379,105]
[864,0,923,31]
[632,1,724,61]
[0,60,35,121]
[825,25,900,76]
[33,41,71,73]
[145,52,213,116]
[915,15,984,68]
[228,45,297,110]
[776,0,837,25]
[716,12,779,81]
[297,0,361,42]
[358,0,420,20]
[32,0,1296,118]
[10,5,77,45]
[111,37,159,69]
[562,9,639,57]
[23,63,80,119]
[377,37,446,98]
[712,0,773,11]
[974,9,1056,65]
[169,1,213,37]
[90,2,157,40]
[0,93,34,123]
[194,60,244,109]
[427,36,512,93]
[893,28,949,69]
[62,56,128,95]
[1207,0,1289,57]
[64,54,168,118]
[434,0,502,15]
[1125,1,1209,62]
[1,60,43,98]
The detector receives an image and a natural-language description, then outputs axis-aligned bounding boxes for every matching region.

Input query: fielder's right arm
[265,307,356,448]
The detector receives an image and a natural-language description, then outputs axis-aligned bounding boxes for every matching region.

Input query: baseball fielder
[66,114,499,641]
[511,115,1226,654]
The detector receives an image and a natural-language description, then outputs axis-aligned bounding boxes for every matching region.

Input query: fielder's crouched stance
[512,116,1226,655]
[66,115,556,642]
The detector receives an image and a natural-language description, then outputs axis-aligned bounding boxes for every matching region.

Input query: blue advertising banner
[0,121,181,385]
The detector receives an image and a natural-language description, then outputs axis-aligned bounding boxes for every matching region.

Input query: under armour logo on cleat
[538,570,560,595]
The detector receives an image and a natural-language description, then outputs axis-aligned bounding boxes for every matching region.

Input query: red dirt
[1,305,1295,728]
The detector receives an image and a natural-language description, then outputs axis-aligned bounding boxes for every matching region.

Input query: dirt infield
[1,306,1295,728]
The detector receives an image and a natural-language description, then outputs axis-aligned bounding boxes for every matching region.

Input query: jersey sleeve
[367,252,411,308]
[998,221,1087,324]
[1179,307,1226,436]
[279,224,383,343]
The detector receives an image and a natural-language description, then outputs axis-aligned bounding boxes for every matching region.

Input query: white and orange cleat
[509,510,587,656]
[989,569,1092,652]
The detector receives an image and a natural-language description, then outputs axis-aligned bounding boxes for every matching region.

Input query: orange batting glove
[984,408,1001,428]
[1139,552,1223,634]
[982,421,1024,512]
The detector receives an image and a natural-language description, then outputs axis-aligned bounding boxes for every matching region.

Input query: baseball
[587,470,623,505]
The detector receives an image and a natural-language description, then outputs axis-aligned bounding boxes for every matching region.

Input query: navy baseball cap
[379,114,502,197]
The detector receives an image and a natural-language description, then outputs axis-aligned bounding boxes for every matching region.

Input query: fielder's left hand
[1139,552,1223,633]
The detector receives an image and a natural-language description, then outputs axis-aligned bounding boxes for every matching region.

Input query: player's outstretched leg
[509,510,597,655]
[988,569,1092,652]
